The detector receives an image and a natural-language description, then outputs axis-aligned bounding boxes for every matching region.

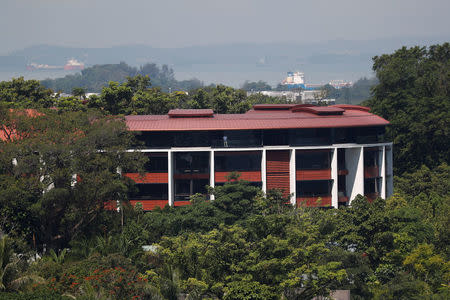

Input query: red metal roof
[168,109,214,117]
[291,105,345,115]
[126,105,389,132]
[253,104,297,110]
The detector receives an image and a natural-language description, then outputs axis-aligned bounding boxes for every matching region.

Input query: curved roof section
[126,105,389,132]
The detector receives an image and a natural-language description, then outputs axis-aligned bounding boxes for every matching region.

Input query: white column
[381,146,386,199]
[386,144,394,198]
[261,149,267,194]
[168,151,174,206]
[210,150,215,200]
[289,149,296,205]
[331,147,338,208]
[346,146,364,204]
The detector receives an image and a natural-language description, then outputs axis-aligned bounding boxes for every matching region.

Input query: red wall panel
[215,171,261,183]
[173,173,209,180]
[174,201,191,207]
[266,150,290,197]
[296,196,332,207]
[123,172,168,183]
[364,166,379,178]
[296,169,331,181]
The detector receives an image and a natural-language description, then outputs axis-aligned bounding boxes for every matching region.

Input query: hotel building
[123,104,393,210]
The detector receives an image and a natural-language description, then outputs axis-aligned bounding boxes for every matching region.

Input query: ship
[281,71,319,90]
[64,59,84,70]
[26,59,84,71]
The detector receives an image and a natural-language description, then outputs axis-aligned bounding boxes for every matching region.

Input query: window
[296,151,331,170]
[174,152,210,174]
[129,183,168,200]
[144,154,168,172]
[297,180,332,197]
[263,130,289,146]
[215,152,261,172]
[175,179,209,201]
[290,129,331,146]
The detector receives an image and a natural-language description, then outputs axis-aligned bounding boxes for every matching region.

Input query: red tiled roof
[126,105,389,132]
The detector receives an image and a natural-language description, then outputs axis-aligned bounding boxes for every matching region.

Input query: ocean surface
[0,64,372,89]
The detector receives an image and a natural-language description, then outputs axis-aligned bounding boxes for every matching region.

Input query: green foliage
[364,43,450,174]
[0,77,53,108]
[241,80,272,91]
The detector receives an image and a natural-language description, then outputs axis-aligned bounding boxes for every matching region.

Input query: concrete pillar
[381,146,386,199]
[261,149,267,194]
[210,150,215,200]
[346,147,364,204]
[331,147,338,208]
[289,149,296,205]
[386,144,394,198]
[168,151,174,206]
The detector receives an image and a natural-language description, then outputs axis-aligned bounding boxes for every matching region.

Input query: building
[246,91,301,102]
[123,104,393,210]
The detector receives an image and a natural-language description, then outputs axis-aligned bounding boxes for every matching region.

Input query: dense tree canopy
[0,43,449,299]
[364,43,450,174]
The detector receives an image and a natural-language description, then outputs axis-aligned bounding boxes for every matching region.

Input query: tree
[241,80,272,91]
[364,43,450,174]
[0,77,53,108]
[0,109,146,249]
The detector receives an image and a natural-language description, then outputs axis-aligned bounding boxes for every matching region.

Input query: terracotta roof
[126,105,389,132]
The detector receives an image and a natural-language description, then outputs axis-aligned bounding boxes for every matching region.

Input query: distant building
[329,80,353,89]
[247,91,301,102]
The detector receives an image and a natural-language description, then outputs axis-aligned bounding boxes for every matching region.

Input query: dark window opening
[364,149,381,167]
[212,130,262,148]
[337,148,346,170]
[144,154,168,172]
[290,129,331,146]
[297,180,332,197]
[175,152,210,174]
[175,179,209,201]
[215,152,261,172]
[364,178,381,194]
[174,131,211,147]
[263,130,289,146]
[129,183,168,200]
[296,151,331,170]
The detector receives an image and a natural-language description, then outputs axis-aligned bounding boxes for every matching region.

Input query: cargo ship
[63,59,84,70]
[26,59,84,71]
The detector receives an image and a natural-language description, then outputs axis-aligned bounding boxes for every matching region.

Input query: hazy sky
[1,0,450,54]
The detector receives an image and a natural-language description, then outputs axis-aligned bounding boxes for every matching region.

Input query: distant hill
[2,36,448,86]
[41,62,204,93]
